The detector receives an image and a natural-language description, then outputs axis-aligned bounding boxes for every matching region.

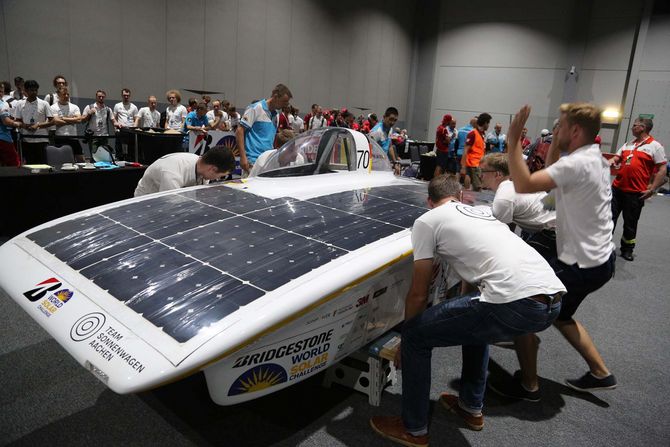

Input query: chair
[45,145,75,169]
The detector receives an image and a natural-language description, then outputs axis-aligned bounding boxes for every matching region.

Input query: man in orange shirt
[460,113,491,191]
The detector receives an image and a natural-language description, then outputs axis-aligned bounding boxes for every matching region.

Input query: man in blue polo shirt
[236,84,292,175]
[183,102,212,150]
[369,107,399,172]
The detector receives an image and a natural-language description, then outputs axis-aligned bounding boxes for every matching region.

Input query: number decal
[356,149,370,169]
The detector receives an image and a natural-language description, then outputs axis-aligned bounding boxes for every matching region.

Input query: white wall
[421,0,650,145]
[0,0,415,121]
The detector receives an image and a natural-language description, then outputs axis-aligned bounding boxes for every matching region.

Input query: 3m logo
[23,278,62,302]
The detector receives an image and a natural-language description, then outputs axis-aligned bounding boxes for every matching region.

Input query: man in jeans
[370,176,565,447]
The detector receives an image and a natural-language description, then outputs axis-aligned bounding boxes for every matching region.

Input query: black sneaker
[620,248,634,261]
[565,372,617,392]
[487,371,541,402]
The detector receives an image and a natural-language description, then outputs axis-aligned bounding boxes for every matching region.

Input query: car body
[0,128,491,405]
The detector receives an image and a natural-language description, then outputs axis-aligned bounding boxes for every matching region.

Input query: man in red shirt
[608,117,667,260]
[520,127,531,149]
[434,114,454,178]
[460,113,491,191]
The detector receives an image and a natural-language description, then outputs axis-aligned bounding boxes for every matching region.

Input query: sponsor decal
[373,287,387,298]
[26,278,75,317]
[71,313,106,341]
[233,330,333,369]
[71,315,145,373]
[24,278,62,302]
[228,363,288,396]
[355,295,369,307]
[332,303,354,316]
[230,329,334,390]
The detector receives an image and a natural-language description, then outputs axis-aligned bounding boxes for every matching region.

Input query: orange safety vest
[465,129,485,167]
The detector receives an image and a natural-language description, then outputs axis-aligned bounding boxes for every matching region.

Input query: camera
[569,66,576,75]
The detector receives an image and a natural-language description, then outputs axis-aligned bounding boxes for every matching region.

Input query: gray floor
[1,196,669,447]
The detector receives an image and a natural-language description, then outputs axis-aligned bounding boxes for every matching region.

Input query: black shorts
[549,251,615,321]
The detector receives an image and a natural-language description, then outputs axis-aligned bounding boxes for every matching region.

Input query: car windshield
[252,129,327,177]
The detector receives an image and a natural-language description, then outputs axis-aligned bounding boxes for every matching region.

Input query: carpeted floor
[1,195,669,447]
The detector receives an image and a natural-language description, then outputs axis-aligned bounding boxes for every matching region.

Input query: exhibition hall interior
[1,0,669,446]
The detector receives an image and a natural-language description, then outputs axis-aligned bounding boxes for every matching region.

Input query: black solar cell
[27,184,433,343]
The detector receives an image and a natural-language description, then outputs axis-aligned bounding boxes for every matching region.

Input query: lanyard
[632,136,651,151]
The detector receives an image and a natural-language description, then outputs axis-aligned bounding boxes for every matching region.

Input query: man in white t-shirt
[206,100,229,131]
[82,90,118,155]
[113,88,138,128]
[480,152,557,260]
[307,106,327,129]
[135,96,161,128]
[50,86,85,161]
[164,89,188,131]
[291,107,303,133]
[370,176,565,446]
[12,79,54,164]
[134,146,235,196]
[113,88,139,160]
[493,103,617,400]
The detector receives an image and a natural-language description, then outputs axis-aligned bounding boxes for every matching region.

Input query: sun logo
[54,289,74,303]
[214,135,239,157]
[228,363,288,396]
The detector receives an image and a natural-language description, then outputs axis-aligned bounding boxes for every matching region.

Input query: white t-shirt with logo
[136,107,161,128]
[545,144,615,268]
[412,201,565,304]
[82,104,114,136]
[14,98,53,141]
[166,104,188,130]
[114,102,138,127]
[50,102,81,136]
[493,179,556,233]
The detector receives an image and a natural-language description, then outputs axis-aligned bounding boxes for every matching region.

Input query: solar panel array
[27,183,430,343]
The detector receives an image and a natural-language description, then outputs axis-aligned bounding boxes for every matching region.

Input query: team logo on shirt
[455,204,496,221]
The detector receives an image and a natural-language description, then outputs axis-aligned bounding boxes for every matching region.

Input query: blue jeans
[401,293,560,434]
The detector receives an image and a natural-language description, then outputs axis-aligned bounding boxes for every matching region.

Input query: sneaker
[439,393,484,431]
[486,371,541,402]
[369,416,429,447]
[565,372,617,392]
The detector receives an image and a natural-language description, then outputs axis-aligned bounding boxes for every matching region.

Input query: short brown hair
[481,153,509,176]
[559,102,601,140]
[272,83,292,99]
[428,175,462,203]
[635,117,653,132]
[166,89,181,102]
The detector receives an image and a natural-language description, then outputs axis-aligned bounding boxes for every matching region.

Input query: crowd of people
[0,75,409,168]
[2,73,668,447]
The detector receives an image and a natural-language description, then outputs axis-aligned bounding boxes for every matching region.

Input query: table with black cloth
[0,166,146,237]
[131,129,184,164]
